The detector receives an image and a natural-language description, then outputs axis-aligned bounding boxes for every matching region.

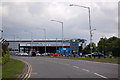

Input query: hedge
[1,49,10,64]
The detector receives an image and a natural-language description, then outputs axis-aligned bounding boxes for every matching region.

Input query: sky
[0,0,119,45]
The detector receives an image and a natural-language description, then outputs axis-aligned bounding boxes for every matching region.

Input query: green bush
[2,49,10,64]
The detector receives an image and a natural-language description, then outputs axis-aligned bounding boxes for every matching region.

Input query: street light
[24,31,33,53]
[43,28,47,53]
[38,28,47,53]
[51,20,64,54]
[69,4,93,54]
[0,29,3,40]
[90,29,96,53]
[30,32,33,52]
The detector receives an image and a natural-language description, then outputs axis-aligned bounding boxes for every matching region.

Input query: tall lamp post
[0,29,3,40]
[51,20,64,54]
[69,4,93,54]
[43,28,47,53]
[90,29,96,53]
[24,31,33,53]
[38,28,47,53]
[30,32,33,52]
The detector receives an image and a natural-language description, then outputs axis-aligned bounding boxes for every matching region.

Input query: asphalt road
[11,56,119,79]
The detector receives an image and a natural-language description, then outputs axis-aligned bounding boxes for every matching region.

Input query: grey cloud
[1,1,118,44]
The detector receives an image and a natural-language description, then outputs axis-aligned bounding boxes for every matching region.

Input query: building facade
[7,39,87,54]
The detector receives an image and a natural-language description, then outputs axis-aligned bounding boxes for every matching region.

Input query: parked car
[31,52,36,56]
[18,53,29,56]
[92,52,104,58]
[36,53,41,56]
[22,53,29,56]
[17,53,23,56]
[85,53,92,57]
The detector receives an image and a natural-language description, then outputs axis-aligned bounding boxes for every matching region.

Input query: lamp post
[51,20,64,54]
[24,31,33,54]
[30,32,33,52]
[69,4,93,54]
[0,29,3,40]
[43,28,47,53]
[38,28,47,53]
[90,29,96,53]
[56,38,57,53]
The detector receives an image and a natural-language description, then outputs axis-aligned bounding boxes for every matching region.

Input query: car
[17,53,23,56]
[85,54,92,57]
[92,52,104,56]
[18,53,28,56]
[15,52,19,56]
[36,53,41,56]
[31,52,36,56]
[22,53,29,56]
[92,52,104,58]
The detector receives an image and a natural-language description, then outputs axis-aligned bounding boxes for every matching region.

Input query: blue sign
[57,48,70,55]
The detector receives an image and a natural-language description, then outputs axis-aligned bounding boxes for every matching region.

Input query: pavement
[11,56,119,79]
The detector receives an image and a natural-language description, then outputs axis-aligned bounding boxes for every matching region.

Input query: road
[11,56,118,79]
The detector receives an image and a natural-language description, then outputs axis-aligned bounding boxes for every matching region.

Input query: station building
[7,39,87,54]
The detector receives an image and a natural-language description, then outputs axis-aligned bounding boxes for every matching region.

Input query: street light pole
[43,28,47,53]
[56,38,57,53]
[69,4,93,54]
[51,20,64,54]
[38,28,47,53]
[0,30,3,40]
[90,29,96,53]
[30,32,33,52]
[13,35,16,53]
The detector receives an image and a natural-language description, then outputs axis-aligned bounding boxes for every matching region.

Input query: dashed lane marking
[94,73,108,79]
[82,69,90,72]
[73,66,79,68]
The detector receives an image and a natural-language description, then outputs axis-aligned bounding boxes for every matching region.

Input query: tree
[83,42,97,53]
[2,40,9,56]
[97,37,107,55]
[97,36,120,57]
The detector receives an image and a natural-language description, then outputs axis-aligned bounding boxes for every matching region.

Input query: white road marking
[73,66,79,68]
[82,69,90,72]
[94,73,108,79]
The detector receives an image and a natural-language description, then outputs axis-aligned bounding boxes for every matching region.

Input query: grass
[2,58,25,80]
[44,56,120,63]
[0,65,2,80]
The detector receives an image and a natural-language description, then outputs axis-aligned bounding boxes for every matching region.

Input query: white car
[36,53,41,56]
[18,53,28,56]
[17,53,23,56]
[22,53,29,56]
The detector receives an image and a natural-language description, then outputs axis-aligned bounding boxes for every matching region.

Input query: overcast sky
[0,0,119,44]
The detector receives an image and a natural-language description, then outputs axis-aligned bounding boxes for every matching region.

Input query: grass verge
[44,56,120,64]
[2,58,25,80]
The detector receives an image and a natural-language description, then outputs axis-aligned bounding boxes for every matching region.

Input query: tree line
[83,36,120,57]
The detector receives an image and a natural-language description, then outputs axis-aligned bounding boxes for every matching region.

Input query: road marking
[82,69,90,72]
[94,73,108,79]
[20,60,32,80]
[73,66,79,68]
